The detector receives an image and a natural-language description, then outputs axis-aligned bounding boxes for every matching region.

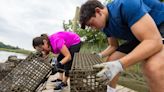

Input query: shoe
[51,79,62,82]
[54,82,68,90]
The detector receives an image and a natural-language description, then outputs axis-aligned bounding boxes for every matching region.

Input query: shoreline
[0,48,31,55]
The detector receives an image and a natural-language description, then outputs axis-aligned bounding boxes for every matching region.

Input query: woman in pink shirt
[32,31,81,90]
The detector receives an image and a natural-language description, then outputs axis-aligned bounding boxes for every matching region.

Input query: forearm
[120,40,163,68]
[60,55,71,64]
[100,46,117,57]
[59,45,72,65]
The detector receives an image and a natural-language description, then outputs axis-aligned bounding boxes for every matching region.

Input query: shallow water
[0,51,27,63]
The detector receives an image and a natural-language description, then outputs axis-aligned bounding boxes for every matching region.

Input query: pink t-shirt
[48,31,81,54]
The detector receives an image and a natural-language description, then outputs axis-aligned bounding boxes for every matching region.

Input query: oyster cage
[0,52,52,92]
[70,53,107,92]
[0,62,15,81]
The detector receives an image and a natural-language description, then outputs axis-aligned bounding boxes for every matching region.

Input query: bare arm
[120,14,163,68]
[59,45,71,64]
[100,37,119,57]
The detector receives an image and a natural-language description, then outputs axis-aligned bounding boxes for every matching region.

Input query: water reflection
[0,51,27,63]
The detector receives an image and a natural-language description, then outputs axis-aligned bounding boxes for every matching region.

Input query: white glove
[51,57,58,65]
[97,53,103,58]
[91,51,103,58]
[93,60,124,83]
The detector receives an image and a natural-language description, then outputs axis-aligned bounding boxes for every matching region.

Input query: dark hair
[79,0,104,29]
[32,34,49,48]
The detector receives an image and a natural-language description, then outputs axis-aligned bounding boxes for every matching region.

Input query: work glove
[51,57,58,75]
[51,65,58,75]
[93,60,124,84]
[51,57,58,65]
[91,51,103,58]
[56,61,65,72]
[56,61,63,69]
[96,53,103,58]
[51,61,64,75]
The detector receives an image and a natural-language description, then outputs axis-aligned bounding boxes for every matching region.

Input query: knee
[143,63,161,78]
[107,55,118,61]
[106,52,125,61]
[143,65,155,75]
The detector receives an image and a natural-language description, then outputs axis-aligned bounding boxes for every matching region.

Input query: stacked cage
[0,53,52,92]
[0,63,15,81]
[70,53,106,92]
[0,56,23,81]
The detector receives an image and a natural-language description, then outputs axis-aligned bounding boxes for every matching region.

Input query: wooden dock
[39,73,137,92]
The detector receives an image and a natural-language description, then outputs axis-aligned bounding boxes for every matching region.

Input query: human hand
[56,62,63,68]
[51,57,58,65]
[96,53,103,58]
[91,51,103,58]
[93,60,124,84]
[51,65,58,75]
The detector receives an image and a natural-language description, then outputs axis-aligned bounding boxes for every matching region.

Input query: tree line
[0,42,20,49]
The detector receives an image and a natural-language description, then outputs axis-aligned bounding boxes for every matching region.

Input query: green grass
[118,77,149,92]
[0,48,31,55]
[80,43,107,53]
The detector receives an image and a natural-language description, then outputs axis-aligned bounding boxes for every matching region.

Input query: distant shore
[0,48,31,55]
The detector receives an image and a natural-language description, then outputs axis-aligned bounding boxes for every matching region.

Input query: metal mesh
[0,53,52,92]
[70,53,106,92]
[0,56,23,81]
[0,62,15,81]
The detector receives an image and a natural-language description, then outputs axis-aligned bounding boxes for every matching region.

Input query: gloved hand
[51,58,59,75]
[51,65,58,75]
[93,60,124,83]
[91,51,103,58]
[96,53,103,58]
[56,62,63,68]
[51,57,58,65]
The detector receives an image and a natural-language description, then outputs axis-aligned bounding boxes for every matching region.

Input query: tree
[0,42,19,49]
[63,19,107,47]
[63,6,108,48]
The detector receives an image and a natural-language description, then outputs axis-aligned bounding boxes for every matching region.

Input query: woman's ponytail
[40,34,48,40]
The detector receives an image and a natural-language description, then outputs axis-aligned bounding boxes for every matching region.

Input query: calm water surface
[0,51,27,63]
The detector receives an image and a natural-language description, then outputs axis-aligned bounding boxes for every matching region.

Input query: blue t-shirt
[103,0,164,41]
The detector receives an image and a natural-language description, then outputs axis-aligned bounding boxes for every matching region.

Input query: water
[0,51,27,63]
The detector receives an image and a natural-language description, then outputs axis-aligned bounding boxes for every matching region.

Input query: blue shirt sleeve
[122,0,150,27]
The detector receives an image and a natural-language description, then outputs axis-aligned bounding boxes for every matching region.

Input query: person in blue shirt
[79,0,164,92]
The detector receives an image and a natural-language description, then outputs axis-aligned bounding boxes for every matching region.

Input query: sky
[0,0,105,51]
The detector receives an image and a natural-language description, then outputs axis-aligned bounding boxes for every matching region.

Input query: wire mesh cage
[0,56,23,81]
[0,52,52,92]
[0,62,15,81]
[70,53,107,92]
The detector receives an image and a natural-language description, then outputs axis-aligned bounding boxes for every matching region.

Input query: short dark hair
[79,0,104,29]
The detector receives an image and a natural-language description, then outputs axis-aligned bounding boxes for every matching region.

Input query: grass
[0,48,31,55]
[119,66,149,92]
[118,77,149,92]
[80,43,107,53]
